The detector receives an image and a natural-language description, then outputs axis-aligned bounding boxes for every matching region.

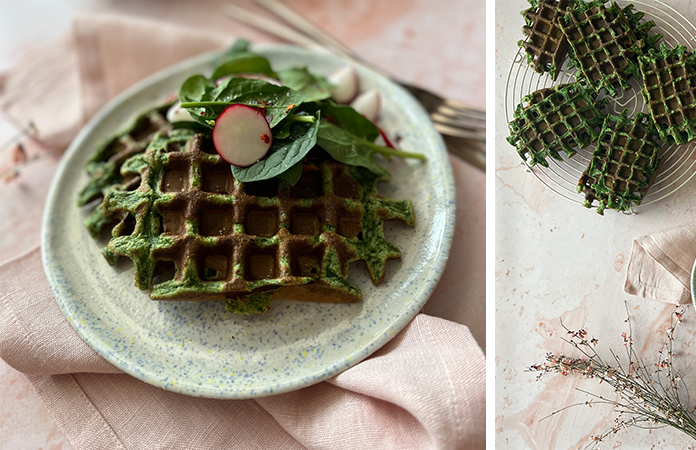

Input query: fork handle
[222,3,329,53]
[252,0,356,60]
[249,0,393,78]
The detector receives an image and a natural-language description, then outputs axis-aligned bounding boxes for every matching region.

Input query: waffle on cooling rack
[558,0,661,96]
[577,112,663,214]
[507,82,608,167]
[639,44,696,144]
[519,0,578,80]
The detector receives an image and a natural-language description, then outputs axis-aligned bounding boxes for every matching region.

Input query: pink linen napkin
[0,14,485,450]
[0,248,485,450]
[624,223,696,304]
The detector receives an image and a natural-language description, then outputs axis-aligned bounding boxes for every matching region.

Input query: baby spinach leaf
[318,101,379,141]
[171,121,212,134]
[227,88,304,128]
[275,161,303,186]
[316,121,424,177]
[218,39,251,62]
[316,120,389,178]
[178,75,218,128]
[231,111,321,183]
[209,77,271,101]
[278,68,333,102]
[268,108,318,137]
[211,53,278,80]
[179,75,210,102]
[180,79,306,128]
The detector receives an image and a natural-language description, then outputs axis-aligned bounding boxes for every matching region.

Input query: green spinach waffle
[577,112,663,214]
[639,44,696,144]
[79,113,415,315]
[78,103,174,237]
[559,0,661,96]
[519,0,577,80]
[507,82,608,167]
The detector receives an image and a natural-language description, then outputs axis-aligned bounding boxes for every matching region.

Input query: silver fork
[222,1,486,170]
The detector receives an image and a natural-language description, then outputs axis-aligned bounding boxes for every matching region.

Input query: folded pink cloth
[0,248,485,449]
[0,14,485,450]
[624,223,696,304]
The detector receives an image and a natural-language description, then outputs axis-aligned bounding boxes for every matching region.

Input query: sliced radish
[350,89,381,123]
[378,127,396,148]
[166,101,195,123]
[328,66,359,103]
[212,104,272,167]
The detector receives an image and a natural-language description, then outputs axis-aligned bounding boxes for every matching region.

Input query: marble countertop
[0,0,484,448]
[496,0,696,448]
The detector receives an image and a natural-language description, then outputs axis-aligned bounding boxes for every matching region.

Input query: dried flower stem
[0,121,37,153]
[529,303,696,448]
[0,121,47,182]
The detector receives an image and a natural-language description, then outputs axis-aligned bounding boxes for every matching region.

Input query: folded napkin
[624,223,696,304]
[0,14,485,450]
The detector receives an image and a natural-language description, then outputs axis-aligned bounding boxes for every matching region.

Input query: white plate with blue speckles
[42,45,455,399]
[691,258,696,306]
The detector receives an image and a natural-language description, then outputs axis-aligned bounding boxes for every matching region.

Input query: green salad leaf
[215,39,251,65]
[278,67,333,102]
[179,75,209,102]
[211,53,278,80]
[213,39,277,79]
[174,39,424,185]
[275,161,303,185]
[316,120,424,177]
[180,78,305,128]
[317,101,380,141]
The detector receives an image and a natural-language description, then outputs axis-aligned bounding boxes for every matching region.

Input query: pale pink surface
[0,1,485,448]
[496,0,696,447]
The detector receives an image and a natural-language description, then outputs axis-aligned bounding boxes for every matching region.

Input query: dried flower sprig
[529,304,696,448]
[0,120,44,182]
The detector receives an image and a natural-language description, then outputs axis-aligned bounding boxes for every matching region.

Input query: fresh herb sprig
[176,39,424,185]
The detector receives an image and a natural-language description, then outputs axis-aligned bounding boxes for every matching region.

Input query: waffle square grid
[78,105,174,237]
[559,0,661,96]
[519,0,577,80]
[507,82,608,167]
[578,112,663,214]
[91,128,414,314]
[639,44,696,144]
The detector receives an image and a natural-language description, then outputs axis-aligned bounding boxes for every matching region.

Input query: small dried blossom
[0,121,51,183]
[11,143,27,164]
[529,304,696,448]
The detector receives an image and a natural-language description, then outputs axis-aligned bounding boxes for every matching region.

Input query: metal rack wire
[504,0,696,213]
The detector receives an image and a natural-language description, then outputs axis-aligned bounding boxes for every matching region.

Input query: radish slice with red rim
[212,104,273,167]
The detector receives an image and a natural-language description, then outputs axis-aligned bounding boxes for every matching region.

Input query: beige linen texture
[625,224,696,304]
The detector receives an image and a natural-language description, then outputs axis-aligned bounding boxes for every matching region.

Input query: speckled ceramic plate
[41,45,454,399]
[691,258,696,306]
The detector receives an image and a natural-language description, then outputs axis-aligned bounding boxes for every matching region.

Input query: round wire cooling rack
[504,0,696,213]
